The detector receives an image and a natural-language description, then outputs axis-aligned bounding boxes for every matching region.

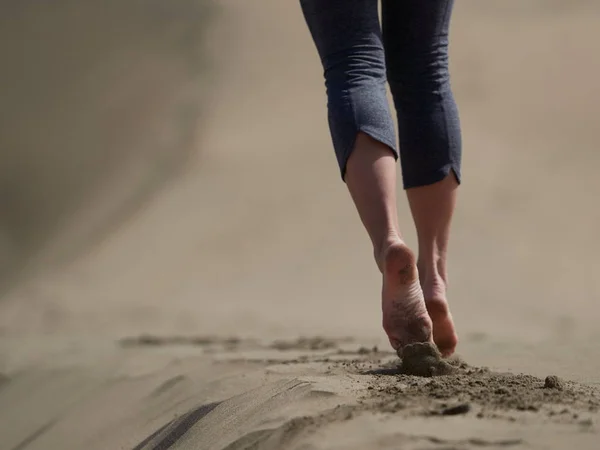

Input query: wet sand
[1,1,600,449]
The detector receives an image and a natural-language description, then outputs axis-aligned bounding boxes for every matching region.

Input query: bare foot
[377,241,433,354]
[420,275,458,357]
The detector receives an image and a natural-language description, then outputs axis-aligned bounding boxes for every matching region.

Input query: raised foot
[425,297,458,357]
[379,241,433,353]
[417,270,458,357]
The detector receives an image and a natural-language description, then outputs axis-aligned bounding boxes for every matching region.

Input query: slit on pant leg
[300,0,398,180]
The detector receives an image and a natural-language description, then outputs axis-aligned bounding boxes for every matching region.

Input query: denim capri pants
[300,0,462,189]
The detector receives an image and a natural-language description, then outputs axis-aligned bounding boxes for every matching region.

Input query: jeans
[300,0,462,188]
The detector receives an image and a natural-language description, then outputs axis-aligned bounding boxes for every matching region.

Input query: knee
[386,44,451,105]
[323,47,387,92]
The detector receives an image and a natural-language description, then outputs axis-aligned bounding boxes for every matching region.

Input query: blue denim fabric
[300,0,462,188]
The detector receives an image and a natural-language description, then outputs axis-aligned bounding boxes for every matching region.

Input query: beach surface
[1,1,600,449]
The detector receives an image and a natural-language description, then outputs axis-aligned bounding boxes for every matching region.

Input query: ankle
[417,257,448,291]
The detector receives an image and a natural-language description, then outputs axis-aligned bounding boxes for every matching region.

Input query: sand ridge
[2,332,599,449]
[119,337,600,450]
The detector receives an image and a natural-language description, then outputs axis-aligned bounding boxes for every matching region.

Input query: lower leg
[382,0,461,356]
[406,172,459,356]
[345,132,432,352]
[299,0,434,354]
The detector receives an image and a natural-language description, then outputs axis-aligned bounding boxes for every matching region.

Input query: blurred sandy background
[1,1,600,449]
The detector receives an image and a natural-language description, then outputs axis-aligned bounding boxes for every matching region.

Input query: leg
[382,0,461,356]
[408,174,458,357]
[347,134,433,351]
[300,0,432,351]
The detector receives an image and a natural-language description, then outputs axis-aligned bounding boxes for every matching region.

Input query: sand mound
[368,362,600,423]
[399,342,456,377]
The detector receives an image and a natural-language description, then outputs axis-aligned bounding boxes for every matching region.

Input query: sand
[1,0,600,449]
[399,342,456,377]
